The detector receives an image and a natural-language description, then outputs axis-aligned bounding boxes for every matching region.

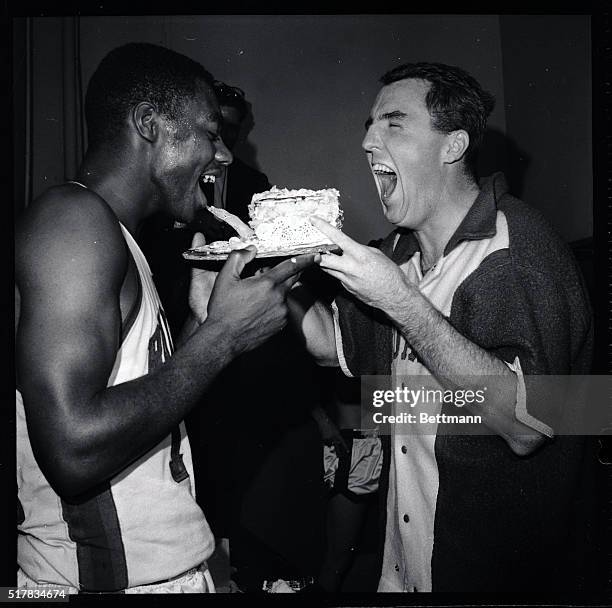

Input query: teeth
[201,174,216,183]
[371,163,397,200]
[372,163,395,174]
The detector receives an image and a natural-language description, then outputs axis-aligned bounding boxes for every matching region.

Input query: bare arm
[311,217,546,456]
[16,191,313,500]
[175,232,215,346]
[287,281,339,367]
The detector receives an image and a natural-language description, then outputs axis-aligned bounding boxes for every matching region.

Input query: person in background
[185,82,274,590]
[288,61,604,592]
[203,81,272,222]
[204,85,325,593]
[307,370,382,593]
[15,42,313,594]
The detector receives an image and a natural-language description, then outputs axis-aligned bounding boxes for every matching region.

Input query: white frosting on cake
[248,186,342,250]
[195,186,342,254]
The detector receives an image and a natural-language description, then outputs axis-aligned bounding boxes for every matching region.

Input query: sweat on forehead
[169,90,221,132]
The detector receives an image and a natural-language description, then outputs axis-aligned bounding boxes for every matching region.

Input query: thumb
[216,246,257,286]
[191,231,206,248]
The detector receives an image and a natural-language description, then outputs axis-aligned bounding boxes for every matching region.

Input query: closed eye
[381,111,407,129]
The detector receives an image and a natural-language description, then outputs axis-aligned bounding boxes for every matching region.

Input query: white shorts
[323,430,382,498]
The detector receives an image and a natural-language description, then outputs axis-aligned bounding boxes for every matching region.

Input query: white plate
[183,243,341,261]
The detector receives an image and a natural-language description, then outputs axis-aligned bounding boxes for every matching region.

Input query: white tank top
[17,204,214,591]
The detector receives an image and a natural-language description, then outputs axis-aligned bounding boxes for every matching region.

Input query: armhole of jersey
[121,262,142,340]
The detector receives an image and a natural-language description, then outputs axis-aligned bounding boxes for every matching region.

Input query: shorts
[17,563,215,594]
[323,429,382,501]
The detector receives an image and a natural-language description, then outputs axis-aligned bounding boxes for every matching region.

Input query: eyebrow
[200,112,222,135]
[203,110,222,124]
[381,110,408,121]
[364,110,408,130]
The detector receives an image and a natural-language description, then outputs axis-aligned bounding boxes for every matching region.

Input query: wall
[12,18,27,217]
[29,19,70,201]
[499,15,592,242]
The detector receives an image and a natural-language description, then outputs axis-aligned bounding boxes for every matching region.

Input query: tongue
[378,174,397,200]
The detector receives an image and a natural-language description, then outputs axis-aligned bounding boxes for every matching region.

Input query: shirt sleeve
[332,287,394,378]
[451,252,592,434]
[504,356,554,438]
[330,235,397,378]
[331,299,354,378]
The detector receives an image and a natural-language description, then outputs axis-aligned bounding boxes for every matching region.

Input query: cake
[194,186,342,255]
[248,186,342,250]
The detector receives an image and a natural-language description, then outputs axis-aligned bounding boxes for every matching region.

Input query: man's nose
[215,138,233,166]
[362,124,380,153]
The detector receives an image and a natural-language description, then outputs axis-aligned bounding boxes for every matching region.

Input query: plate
[183,243,341,261]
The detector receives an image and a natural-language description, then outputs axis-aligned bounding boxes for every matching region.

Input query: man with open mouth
[15,42,315,595]
[289,62,600,593]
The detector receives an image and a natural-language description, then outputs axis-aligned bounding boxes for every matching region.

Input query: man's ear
[443,130,470,165]
[132,102,159,143]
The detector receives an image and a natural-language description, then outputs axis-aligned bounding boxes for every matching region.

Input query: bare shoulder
[16,184,128,288]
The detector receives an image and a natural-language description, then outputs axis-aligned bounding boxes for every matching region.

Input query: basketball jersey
[17,220,214,591]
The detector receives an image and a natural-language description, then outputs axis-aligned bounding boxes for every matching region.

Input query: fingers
[264,253,317,284]
[280,271,305,291]
[315,265,346,284]
[309,216,356,252]
[316,250,350,273]
[216,246,257,286]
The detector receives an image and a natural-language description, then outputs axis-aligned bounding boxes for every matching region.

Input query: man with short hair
[290,62,601,592]
[15,42,314,594]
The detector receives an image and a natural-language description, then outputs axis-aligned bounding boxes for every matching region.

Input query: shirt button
[401,445,407,454]
[403,514,410,523]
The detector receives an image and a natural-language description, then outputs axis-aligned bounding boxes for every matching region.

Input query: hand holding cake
[309,215,409,311]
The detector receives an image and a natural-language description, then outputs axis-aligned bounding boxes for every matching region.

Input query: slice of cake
[184,186,342,257]
[248,186,342,251]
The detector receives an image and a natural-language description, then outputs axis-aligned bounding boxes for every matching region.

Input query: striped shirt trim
[331,299,354,378]
[61,486,128,591]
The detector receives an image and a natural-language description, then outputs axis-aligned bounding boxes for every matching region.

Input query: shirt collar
[391,172,508,266]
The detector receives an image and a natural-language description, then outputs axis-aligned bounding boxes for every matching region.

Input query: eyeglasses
[213,81,245,100]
